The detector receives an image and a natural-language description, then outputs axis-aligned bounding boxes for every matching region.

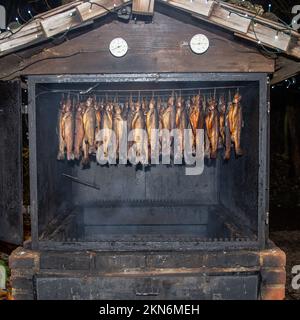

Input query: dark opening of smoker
[32,79,259,246]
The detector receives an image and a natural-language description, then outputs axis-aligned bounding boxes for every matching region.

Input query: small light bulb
[258,40,261,44]
[227,12,231,19]
[275,32,279,40]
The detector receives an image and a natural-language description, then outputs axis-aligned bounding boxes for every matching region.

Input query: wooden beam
[40,9,82,38]
[0,0,298,60]
[132,0,155,15]
[162,0,215,18]
[286,36,300,59]
[76,0,131,22]
[0,32,44,53]
[234,24,291,52]
[272,56,300,85]
[160,0,298,58]
[34,1,83,19]
[209,3,250,34]
[0,20,41,42]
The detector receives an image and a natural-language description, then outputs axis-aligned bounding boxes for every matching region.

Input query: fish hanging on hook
[228,91,243,157]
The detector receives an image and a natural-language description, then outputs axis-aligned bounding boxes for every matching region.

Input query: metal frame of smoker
[27,72,269,252]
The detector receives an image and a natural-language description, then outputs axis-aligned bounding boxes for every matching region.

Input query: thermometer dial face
[109,37,128,58]
[190,34,210,54]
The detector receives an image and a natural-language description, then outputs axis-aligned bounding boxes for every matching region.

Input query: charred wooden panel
[34,92,73,238]
[0,81,23,245]
[0,9,274,79]
[219,85,260,235]
[35,274,259,300]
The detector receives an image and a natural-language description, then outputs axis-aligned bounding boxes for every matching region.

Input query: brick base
[9,244,286,300]
[259,247,286,300]
[9,247,40,300]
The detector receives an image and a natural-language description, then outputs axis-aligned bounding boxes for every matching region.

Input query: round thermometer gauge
[190,34,210,54]
[109,37,128,58]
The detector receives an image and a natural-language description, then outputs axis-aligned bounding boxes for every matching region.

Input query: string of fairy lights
[0,0,298,87]
[272,77,298,90]
[2,0,296,45]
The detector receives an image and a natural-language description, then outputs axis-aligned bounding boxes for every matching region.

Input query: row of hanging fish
[57,92,244,166]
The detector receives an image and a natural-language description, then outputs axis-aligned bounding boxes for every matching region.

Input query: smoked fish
[57,99,66,160]
[205,98,219,159]
[228,92,243,156]
[82,97,96,166]
[74,102,85,160]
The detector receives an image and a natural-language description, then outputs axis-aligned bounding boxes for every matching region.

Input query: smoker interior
[34,80,259,243]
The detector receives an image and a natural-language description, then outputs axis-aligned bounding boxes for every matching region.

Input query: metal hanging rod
[36,85,253,99]
[40,85,250,93]
[79,85,249,93]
